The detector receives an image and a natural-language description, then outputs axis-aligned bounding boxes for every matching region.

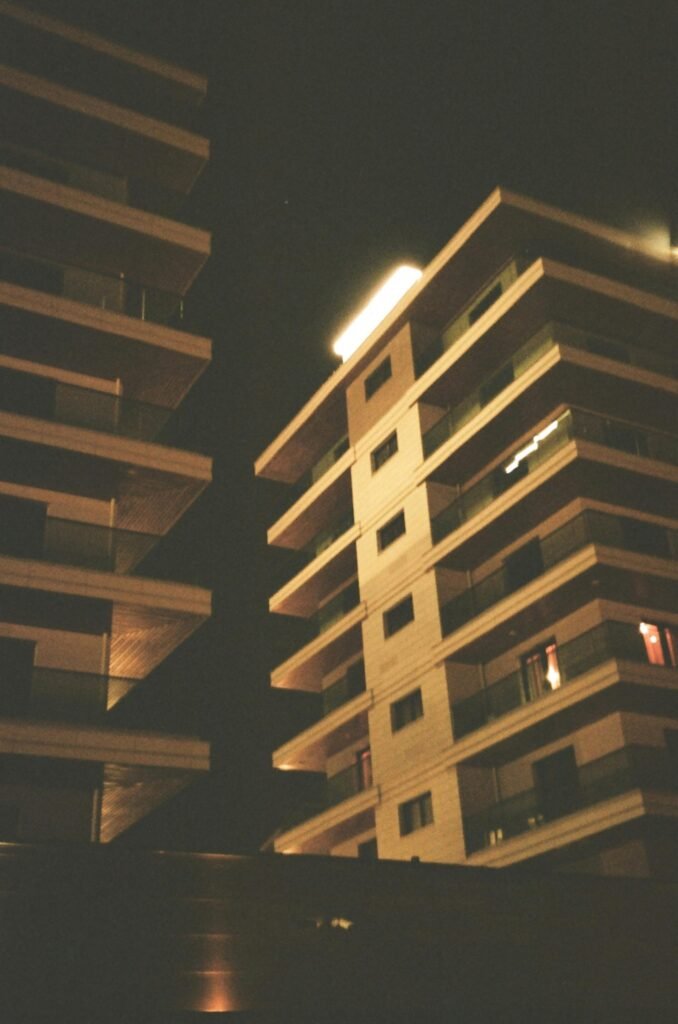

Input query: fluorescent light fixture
[332,265,423,362]
[504,419,560,474]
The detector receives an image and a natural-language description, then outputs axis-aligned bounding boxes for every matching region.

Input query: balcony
[431,409,678,547]
[440,509,678,638]
[282,750,373,834]
[452,621,674,739]
[322,660,366,716]
[315,580,360,636]
[0,246,185,327]
[414,253,533,378]
[463,744,678,855]
[0,506,160,576]
[0,665,205,731]
[0,364,175,443]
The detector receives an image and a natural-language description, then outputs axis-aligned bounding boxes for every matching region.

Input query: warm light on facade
[332,265,423,362]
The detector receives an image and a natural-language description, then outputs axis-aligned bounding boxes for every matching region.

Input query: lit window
[384,595,414,637]
[377,510,406,551]
[371,431,398,472]
[639,622,677,667]
[391,688,424,732]
[399,791,433,835]
[520,640,561,701]
[364,356,392,399]
[356,747,372,790]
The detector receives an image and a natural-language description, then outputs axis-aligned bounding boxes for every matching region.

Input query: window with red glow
[639,622,677,667]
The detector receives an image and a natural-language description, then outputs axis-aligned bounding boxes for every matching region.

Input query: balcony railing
[463,744,678,854]
[0,665,206,736]
[0,512,158,575]
[451,621,667,739]
[0,246,185,326]
[554,321,678,380]
[0,142,197,224]
[290,434,350,503]
[431,408,678,547]
[414,254,533,378]
[423,328,555,458]
[440,509,678,637]
[280,752,373,834]
[314,580,360,636]
[322,660,366,716]
[0,365,174,443]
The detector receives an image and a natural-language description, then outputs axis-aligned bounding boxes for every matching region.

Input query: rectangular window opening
[399,791,433,835]
[371,431,398,472]
[391,688,424,732]
[384,594,414,637]
[520,640,560,702]
[377,510,406,551]
[365,356,392,400]
[639,622,677,667]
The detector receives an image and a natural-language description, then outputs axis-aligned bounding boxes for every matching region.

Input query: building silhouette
[257,188,678,879]
[0,0,211,842]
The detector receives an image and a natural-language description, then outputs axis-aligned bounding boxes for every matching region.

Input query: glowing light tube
[332,265,423,362]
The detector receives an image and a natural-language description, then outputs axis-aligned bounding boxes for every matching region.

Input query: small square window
[365,357,392,399]
[391,688,424,732]
[384,595,414,637]
[377,510,406,551]
[371,431,398,472]
[399,791,433,835]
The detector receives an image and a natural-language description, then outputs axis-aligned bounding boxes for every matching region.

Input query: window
[520,640,560,701]
[377,510,406,551]
[391,688,424,732]
[371,431,398,472]
[356,747,373,790]
[357,837,378,859]
[365,356,392,399]
[504,537,543,592]
[639,622,677,667]
[384,594,414,637]
[533,746,579,820]
[399,791,433,835]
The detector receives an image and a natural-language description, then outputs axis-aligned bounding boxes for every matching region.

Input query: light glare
[332,265,423,362]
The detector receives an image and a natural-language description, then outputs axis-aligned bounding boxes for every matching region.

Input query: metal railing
[440,509,678,637]
[0,246,185,326]
[0,365,174,443]
[315,580,360,636]
[451,621,665,739]
[463,744,678,854]
[431,408,678,547]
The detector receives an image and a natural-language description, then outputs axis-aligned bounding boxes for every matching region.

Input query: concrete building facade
[0,1,211,842]
[257,189,678,879]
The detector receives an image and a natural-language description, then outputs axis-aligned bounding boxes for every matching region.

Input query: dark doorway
[533,746,579,820]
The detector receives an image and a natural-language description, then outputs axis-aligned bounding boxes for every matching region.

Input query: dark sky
[32,0,676,850]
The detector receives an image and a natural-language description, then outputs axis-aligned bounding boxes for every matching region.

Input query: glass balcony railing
[423,328,555,458]
[0,142,196,223]
[314,580,360,636]
[431,409,678,547]
[0,246,185,326]
[423,321,678,463]
[302,512,354,566]
[414,254,533,378]
[452,621,666,739]
[440,509,678,638]
[0,365,173,443]
[291,434,350,501]
[463,745,678,854]
[0,512,158,574]
[322,660,366,716]
[281,752,373,833]
[0,665,206,736]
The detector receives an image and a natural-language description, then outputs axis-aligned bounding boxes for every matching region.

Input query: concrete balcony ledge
[0,717,210,769]
[269,524,360,619]
[274,785,379,854]
[273,689,372,772]
[466,788,678,868]
[267,448,354,549]
[271,603,365,692]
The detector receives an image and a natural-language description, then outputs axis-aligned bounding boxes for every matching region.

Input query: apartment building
[257,188,678,878]
[0,1,212,842]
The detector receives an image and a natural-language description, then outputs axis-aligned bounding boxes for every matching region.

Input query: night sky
[30,0,676,851]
